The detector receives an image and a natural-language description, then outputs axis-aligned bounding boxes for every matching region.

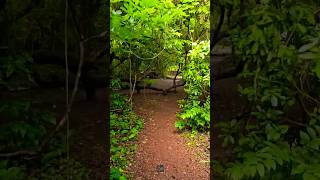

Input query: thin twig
[0,2,104,160]
[292,80,320,105]
[64,0,70,178]
[83,31,107,43]
[281,118,307,127]
[0,150,37,158]
[124,48,165,60]
[40,39,85,151]
[285,31,294,46]
[128,74,137,102]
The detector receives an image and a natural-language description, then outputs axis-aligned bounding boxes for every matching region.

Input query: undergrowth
[0,101,90,179]
[215,0,320,179]
[182,131,210,165]
[110,92,143,180]
[176,41,210,132]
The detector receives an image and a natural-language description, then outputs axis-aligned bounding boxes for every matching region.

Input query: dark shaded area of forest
[211,0,320,179]
[0,0,109,179]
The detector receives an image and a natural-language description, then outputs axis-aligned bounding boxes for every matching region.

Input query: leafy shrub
[0,54,34,90]
[110,92,143,179]
[216,1,320,179]
[0,101,89,179]
[0,101,56,152]
[0,160,25,180]
[176,41,210,131]
[110,167,127,180]
[38,158,89,179]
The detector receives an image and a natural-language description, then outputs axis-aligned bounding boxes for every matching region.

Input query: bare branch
[211,5,225,50]
[83,31,107,43]
[0,150,37,158]
[40,40,86,151]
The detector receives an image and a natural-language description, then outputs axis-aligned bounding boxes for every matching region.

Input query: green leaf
[270,159,277,170]
[266,53,273,62]
[314,125,320,134]
[300,131,310,145]
[270,96,278,107]
[0,161,8,169]
[313,60,320,79]
[279,125,288,134]
[307,127,316,138]
[310,138,320,150]
[303,173,318,180]
[257,163,265,177]
[298,42,317,53]
[262,157,275,171]
[299,53,319,60]
[175,120,185,130]
[292,164,305,175]
[228,164,243,180]
[119,176,127,180]
[246,165,257,177]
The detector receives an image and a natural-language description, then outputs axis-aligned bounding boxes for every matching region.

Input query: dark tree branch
[211,5,225,51]
[0,150,37,158]
[126,83,185,94]
[83,31,107,43]
[281,118,307,128]
[40,40,86,151]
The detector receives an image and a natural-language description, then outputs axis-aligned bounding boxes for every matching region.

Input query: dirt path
[126,80,209,180]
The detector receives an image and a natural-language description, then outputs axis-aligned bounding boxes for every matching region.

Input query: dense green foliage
[0,0,108,178]
[176,41,210,131]
[0,101,90,179]
[111,0,183,79]
[0,44,88,179]
[175,0,210,131]
[0,58,90,178]
[0,54,34,91]
[110,92,143,180]
[214,0,320,179]
[111,0,209,130]
[0,42,90,179]
[110,0,209,81]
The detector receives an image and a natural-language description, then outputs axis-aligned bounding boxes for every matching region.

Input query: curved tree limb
[83,31,107,43]
[0,39,87,158]
[210,5,225,53]
[40,39,85,151]
[0,150,37,158]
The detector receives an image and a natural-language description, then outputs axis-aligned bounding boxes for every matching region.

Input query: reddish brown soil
[125,85,209,180]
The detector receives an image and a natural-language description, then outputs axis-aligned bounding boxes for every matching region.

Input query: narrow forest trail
[125,79,209,180]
